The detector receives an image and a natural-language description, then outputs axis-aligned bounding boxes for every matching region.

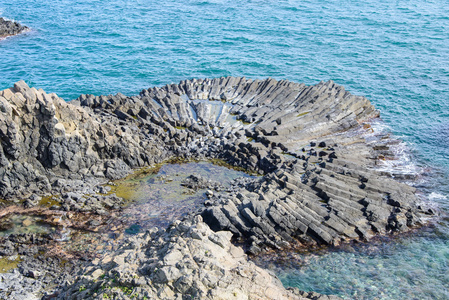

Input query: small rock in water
[22,219,32,227]
[206,190,214,198]
[26,270,42,279]
[0,18,28,38]
[88,220,101,227]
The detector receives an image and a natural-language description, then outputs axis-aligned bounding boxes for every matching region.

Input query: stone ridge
[0,81,168,200]
[0,17,28,38]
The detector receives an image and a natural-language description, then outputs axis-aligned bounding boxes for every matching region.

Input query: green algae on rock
[0,255,21,273]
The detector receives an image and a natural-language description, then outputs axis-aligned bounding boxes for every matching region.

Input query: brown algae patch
[39,195,61,207]
[0,256,21,273]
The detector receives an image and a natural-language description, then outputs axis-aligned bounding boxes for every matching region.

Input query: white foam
[428,192,447,200]
[364,120,422,178]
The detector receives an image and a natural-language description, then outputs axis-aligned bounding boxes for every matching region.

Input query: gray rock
[0,17,28,38]
[181,174,223,191]
[57,217,310,300]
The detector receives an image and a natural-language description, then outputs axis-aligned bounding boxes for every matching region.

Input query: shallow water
[259,217,449,299]
[0,162,253,257]
[0,214,53,236]
[1,1,449,298]
[114,161,253,232]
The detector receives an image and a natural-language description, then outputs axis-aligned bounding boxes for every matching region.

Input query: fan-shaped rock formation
[0,78,428,246]
[0,77,431,299]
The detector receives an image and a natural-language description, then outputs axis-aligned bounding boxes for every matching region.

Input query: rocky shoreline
[0,78,434,299]
[0,18,28,39]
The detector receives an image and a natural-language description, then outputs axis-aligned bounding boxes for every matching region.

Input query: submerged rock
[181,174,224,191]
[0,77,433,298]
[0,17,28,38]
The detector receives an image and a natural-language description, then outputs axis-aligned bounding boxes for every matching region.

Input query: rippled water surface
[1,1,449,299]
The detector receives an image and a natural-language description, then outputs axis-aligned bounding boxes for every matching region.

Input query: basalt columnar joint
[0,17,28,38]
[0,77,431,299]
[0,77,428,251]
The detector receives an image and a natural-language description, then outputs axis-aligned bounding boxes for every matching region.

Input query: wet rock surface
[0,77,433,298]
[0,18,28,38]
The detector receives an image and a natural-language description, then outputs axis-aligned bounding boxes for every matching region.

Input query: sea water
[1,1,448,298]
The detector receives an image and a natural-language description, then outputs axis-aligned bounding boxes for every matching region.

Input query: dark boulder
[0,17,28,38]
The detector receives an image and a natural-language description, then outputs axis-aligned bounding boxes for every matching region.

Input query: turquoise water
[1,1,449,298]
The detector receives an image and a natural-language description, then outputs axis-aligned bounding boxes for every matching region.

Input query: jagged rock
[0,17,28,38]
[0,80,165,199]
[0,234,84,300]
[57,217,311,300]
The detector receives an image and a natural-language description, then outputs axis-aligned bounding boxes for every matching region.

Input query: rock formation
[58,216,334,300]
[0,18,28,38]
[0,77,432,299]
[0,81,167,200]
